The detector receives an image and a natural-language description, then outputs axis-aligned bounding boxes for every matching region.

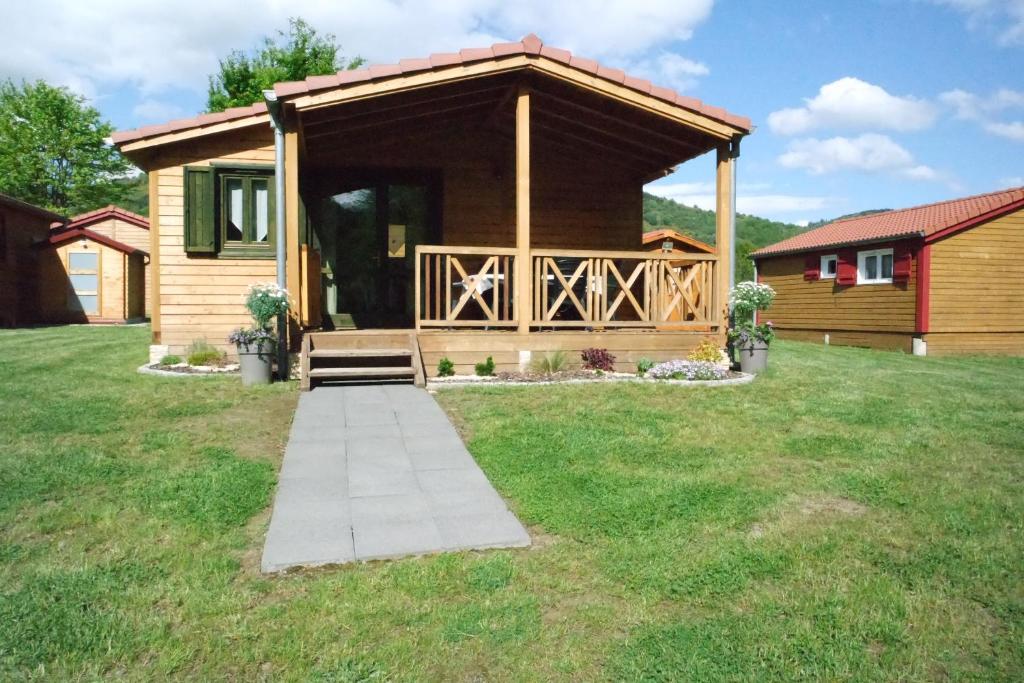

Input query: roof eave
[751,232,925,260]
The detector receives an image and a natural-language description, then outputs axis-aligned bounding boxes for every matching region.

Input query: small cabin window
[218,171,274,252]
[820,255,837,279]
[857,248,894,284]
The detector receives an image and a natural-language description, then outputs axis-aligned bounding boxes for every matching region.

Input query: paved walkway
[261,384,530,572]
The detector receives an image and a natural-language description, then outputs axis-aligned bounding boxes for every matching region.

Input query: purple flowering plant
[646,359,727,381]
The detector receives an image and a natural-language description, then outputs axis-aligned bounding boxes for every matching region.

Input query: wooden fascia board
[118,114,272,154]
[290,55,740,140]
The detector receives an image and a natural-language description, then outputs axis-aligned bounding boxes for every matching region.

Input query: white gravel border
[427,372,754,389]
[137,363,239,378]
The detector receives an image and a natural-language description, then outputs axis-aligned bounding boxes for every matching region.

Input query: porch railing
[531,249,717,329]
[415,245,718,330]
[415,245,518,328]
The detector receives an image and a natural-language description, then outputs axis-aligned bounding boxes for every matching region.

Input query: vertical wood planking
[515,86,531,333]
[715,144,734,325]
[148,170,161,342]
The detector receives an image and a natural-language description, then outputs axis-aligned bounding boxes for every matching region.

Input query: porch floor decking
[261,385,530,572]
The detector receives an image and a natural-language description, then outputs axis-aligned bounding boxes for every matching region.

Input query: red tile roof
[752,186,1024,258]
[113,33,751,146]
[42,227,147,255]
[64,205,149,231]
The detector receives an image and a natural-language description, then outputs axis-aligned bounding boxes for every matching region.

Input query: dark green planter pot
[237,341,273,385]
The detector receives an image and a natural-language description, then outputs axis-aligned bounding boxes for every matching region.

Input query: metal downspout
[264,90,288,381]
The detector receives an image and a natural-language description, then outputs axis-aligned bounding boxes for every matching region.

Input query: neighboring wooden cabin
[0,194,65,327]
[752,187,1024,356]
[61,206,151,315]
[37,227,146,324]
[113,33,751,380]
[642,228,715,258]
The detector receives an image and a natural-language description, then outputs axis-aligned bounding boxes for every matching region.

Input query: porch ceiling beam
[300,82,509,131]
[304,118,491,160]
[532,89,709,157]
[527,116,674,171]
[303,97,500,140]
[530,107,682,167]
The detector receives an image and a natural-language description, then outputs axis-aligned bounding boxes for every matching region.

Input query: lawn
[1,325,1022,681]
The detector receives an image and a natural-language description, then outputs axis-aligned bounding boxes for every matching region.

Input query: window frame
[857,247,894,285]
[213,165,276,259]
[67,248,100,314]
[819,254,837,279]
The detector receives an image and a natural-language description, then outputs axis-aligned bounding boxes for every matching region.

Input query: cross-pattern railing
[415,245,517,328]
[531,249,717,329]
[415,245,718,330]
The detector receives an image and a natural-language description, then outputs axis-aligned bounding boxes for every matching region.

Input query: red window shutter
[803,254,820,281]
[836,249,857,286]
[893,244,912,282]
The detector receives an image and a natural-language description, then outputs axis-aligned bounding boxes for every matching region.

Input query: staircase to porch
[301,330,425,391]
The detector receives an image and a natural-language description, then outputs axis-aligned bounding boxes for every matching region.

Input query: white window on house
[68,250,99,313]
[857,248,894,284]
[820,254,838,279]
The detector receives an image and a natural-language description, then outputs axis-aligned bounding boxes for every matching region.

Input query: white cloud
[778,133,941,182]
[629,53,710,92]
[131,99,186,122]
[0,0,716,105]
[928,0,1024,46]
[645,182,833,216]
[940,87,1024,142]
[985,121,1024,140]
[767,77,937,136]
[1000,175,1024,187]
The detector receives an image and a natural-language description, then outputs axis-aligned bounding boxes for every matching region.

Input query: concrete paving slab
[261,385,530,573]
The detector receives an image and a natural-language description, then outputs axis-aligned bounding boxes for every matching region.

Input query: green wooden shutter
[184,166,216,254]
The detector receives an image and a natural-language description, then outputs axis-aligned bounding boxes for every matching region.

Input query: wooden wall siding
[775,328,915,353]
[417,330,715,376]
[85,217,151,315]
[928,208,1024,335]
[757,251,917,333]
[149,129,277,354]
[0,205,55,326]
[37,240,139,323]
[923,332,1024,356]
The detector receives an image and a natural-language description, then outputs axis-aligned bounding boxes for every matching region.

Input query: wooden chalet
[752,187,1024,356]
[113,33,751,384]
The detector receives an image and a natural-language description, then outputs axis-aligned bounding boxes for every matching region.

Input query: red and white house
[751,187,1024,356]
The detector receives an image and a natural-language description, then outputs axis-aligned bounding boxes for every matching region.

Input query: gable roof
[112,33,751,148]
[65,205,149,231]
[752,186,1024,258]
[0,193,65,223]
[43,227,147,256]
[642,228,715,254]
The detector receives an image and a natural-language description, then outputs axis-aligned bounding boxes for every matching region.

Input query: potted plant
[727,281,776,374]
[229,283,290,385]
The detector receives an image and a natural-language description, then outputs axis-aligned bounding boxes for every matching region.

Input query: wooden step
[308,366,416,379]
[309,348,411,358]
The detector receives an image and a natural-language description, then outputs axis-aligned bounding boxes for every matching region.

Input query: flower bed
[428,364,750,388]
[138,360,239,377]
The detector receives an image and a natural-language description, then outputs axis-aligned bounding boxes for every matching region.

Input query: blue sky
[1,0,1020,224]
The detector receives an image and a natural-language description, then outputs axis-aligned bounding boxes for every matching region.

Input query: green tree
[207,17,364,112]
[0,80,131,215]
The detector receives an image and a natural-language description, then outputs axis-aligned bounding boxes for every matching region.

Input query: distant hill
[642,192,809,281]
[805,208,891,230]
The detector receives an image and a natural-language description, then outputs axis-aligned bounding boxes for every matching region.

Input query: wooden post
[515,86,531,335]
[715,143,734,327]
[148,169,161,343]
[285,129,301,338]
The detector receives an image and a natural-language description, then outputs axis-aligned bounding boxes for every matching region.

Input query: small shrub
[437,357,455,377]
[687,339,722,363]
[474,356,496,377]
[159,354,182,366]
[636,357,655,376]
[581,348,615,372]
[531,350,567,375]
[187,349,225,367]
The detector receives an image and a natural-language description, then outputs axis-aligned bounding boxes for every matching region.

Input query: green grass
[1,326,1022,680]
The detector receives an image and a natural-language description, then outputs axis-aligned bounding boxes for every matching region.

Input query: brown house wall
[37,239,144,323]
[86,217,151,316]
[756,246,918,353]
[925,207,1024,355]
[0,204,56,326]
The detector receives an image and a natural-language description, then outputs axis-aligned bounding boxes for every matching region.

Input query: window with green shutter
[183,165,275,258]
